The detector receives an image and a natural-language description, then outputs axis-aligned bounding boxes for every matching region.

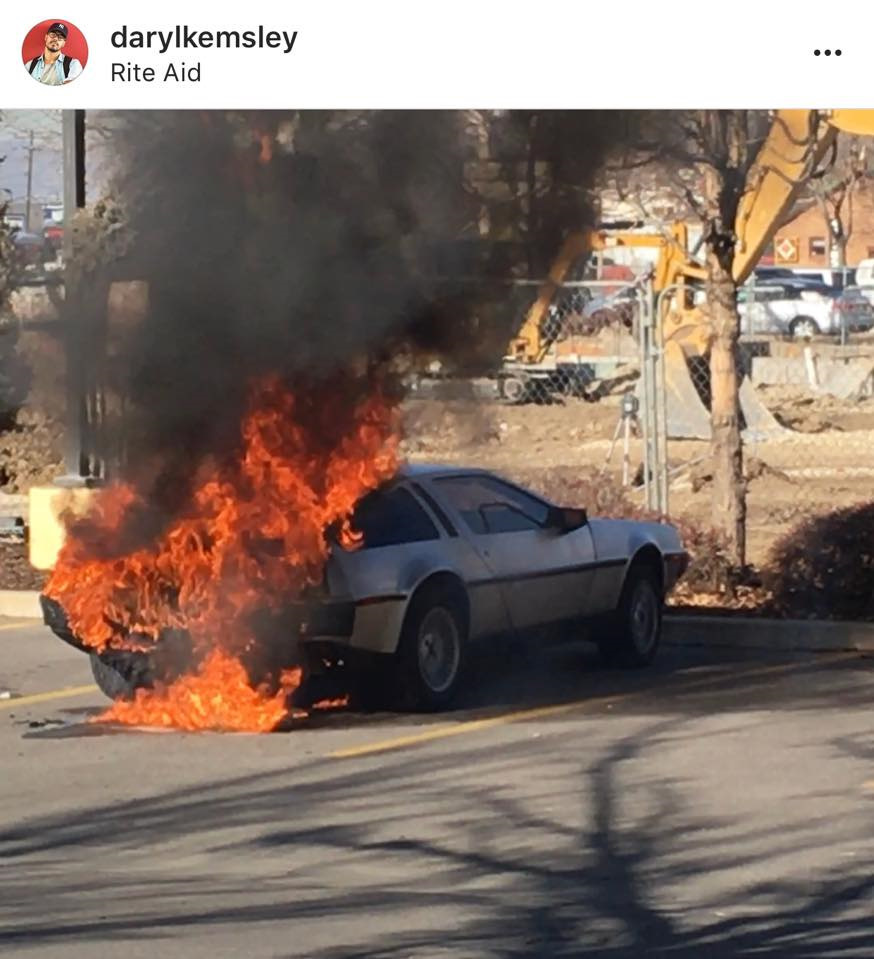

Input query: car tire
[89,651,154,701]
[598,565,663,668]
[395,584,468,711]
[500,375,530,405]
[89,653,136,701]
[790,316,820,339]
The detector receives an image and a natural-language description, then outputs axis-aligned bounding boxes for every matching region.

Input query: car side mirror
[546,505,588,534]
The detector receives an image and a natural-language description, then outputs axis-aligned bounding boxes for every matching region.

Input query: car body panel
[41,464,688,666]
[316,472,686,656]
[587,518,686,613]
[417,472,597,631]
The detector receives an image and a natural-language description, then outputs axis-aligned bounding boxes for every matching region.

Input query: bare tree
[605,111,774,566]
[0,120,17,313]
[808,136,872,271]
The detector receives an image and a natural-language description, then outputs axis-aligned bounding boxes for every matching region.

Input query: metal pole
[58,109,88,486]
[25,131,34,234]
[648,322,659,512]
[638,289,651,509]
[654,281,669,516]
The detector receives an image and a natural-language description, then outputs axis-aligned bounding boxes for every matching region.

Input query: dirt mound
[758,384,874,433]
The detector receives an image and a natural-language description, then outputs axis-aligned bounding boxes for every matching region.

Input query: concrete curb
[664,614,874,653]
[0,590,42,620]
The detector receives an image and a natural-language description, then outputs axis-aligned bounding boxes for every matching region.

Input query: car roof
[397,463,492,480]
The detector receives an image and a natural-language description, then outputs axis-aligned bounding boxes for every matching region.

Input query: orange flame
[96,650,302,732]
[46,375,400,732]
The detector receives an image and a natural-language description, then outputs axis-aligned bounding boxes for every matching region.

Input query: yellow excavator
[503,109,874,436]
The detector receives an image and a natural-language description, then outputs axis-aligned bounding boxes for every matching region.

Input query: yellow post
[28,485,98,570]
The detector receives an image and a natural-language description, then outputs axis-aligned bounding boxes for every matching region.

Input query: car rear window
[347,486,439,549]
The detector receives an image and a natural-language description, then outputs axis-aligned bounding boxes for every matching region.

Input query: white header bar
[0,1,869,108]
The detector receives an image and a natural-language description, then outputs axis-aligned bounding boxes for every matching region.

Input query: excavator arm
[506,223,703,363]
[731,110,874,284]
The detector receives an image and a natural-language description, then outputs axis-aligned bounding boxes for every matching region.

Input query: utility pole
[24,131,35,233]
[28,109,96,571]
[57,108,88,486]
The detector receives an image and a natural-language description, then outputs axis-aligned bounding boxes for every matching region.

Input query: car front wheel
[396,586,468,711]
[599,566,663,668]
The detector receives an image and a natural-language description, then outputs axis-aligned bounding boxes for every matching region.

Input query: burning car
[41,465,687,716]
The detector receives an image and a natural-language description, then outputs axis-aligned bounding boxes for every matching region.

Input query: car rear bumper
[40,593,358,653]
[40,594,88,651]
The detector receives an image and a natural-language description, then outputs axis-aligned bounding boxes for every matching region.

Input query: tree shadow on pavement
[3,696,874,957]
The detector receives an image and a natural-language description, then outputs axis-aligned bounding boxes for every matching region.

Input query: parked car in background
[790,267,856,289]
[12,232,48,268]
[738,281,874,338]
[754,266,857,291]
[856,259,874,307]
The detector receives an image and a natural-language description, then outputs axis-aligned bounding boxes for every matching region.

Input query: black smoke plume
[77,110,629,553]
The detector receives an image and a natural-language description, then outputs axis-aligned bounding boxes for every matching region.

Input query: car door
[428,474,597,631]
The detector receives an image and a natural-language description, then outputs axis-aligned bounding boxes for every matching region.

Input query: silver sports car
[41,465,687,711]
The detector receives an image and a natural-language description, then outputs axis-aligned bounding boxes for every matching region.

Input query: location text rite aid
[109,24,299,82]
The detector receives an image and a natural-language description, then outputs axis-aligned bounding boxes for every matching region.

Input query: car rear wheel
[790,316,820,339]
[396,586,468,711]
[90,653,135,700]
[598,565,662,668]
[89,652,153,701]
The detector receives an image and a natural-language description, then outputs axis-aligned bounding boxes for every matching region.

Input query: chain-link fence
[660,278,874,566]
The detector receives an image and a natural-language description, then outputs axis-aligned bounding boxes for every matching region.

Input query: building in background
[772,178,874,268]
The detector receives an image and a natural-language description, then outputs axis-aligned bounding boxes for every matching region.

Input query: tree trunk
[707,252,746,567]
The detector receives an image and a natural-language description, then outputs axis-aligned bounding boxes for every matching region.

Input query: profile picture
[21,20,88,85]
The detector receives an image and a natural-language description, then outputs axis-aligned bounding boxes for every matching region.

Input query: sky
[0,109,111,213]
[0,110,63,207]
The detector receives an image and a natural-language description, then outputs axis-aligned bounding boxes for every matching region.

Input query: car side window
[479,502,541,534]
[347,486,439,549]
[435,476,549,535]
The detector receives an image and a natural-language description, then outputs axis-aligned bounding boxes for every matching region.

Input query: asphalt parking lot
[3,618,874,958]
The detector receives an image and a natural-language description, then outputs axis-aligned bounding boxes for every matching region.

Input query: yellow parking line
[330,696,623,759]
[0,684,98,710]
[0,619,41,632]
[331,653,858,760]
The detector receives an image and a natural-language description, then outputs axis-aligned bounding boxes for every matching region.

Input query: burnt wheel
[89,653,135,701]
[598,565,663,668]
[89,651,154,701]
[396,584,468,711]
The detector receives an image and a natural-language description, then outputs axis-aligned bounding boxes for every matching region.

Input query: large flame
[99,650,303,733]
[45,375,400,731]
